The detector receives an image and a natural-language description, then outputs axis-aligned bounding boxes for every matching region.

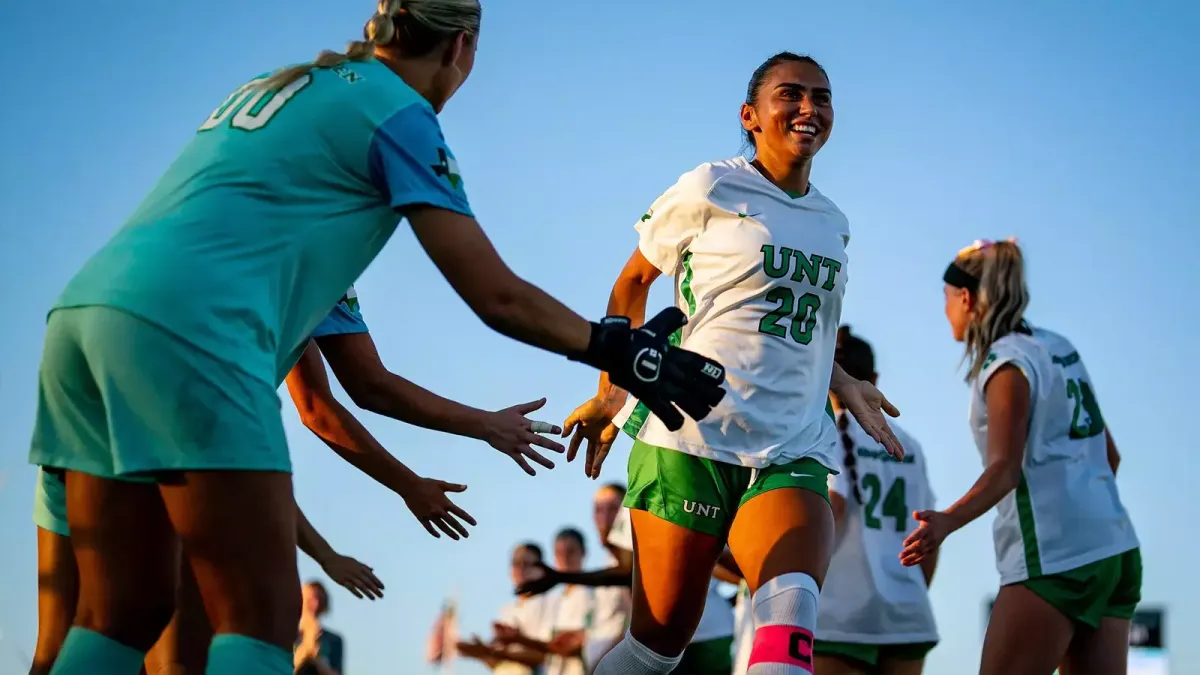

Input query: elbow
[470,282,524,332]
[996,460,1024,493]
[343,377,389,415]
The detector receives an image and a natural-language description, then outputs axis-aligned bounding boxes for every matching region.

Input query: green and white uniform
[614,157,849,536]
[609,507,734,674]
[973,326,1140,626]
[814,414,938,666]
[538,585,595,675]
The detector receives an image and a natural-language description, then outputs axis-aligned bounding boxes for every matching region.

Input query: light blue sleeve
[368,102,473,216]
[311,291,369,338]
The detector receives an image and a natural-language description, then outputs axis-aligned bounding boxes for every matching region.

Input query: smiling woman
[560,52,907,675]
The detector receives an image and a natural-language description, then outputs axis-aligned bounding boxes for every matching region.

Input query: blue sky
[1,1,1197,674]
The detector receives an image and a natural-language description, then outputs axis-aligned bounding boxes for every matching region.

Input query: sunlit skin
[943,282,972,341]
[740,60,834,195]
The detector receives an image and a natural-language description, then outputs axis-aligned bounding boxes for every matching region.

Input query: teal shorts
[33,468,69,536]
[29,306,290,478]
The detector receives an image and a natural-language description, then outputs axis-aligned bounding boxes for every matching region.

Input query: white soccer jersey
[539,584,595,675]
[494,595,553,675]
[970,326,1138,584]
[817,413,939,644]
[608,507,735,643]
[613,157,849,470]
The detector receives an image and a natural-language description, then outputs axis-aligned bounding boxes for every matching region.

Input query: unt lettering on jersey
[760,245,843,291]
[758,245,843,345]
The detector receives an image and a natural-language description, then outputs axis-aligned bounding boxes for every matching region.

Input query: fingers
[880,394,901,418]
[528,432,566,454]
[441,513,471,539]
[514,397,548,415]
[448,501,478,527]
[521,446,555,471]
[530,420,562,435]
[508,450,536,476]
[438,481,468,493]
[587,439,613,480]
[432,517,462,540]
[643,395,684,431]
[421,518,441,538]
[340,581,364,599]
[641,307,687,338]
[566,426,585,463]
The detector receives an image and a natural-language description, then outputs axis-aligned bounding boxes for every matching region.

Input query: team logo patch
[432,148,463,190]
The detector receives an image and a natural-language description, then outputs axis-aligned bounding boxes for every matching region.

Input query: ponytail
[256,0,481,91]
[949,239,1029,381]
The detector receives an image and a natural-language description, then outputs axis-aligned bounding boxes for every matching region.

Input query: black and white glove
[571,307,727,430]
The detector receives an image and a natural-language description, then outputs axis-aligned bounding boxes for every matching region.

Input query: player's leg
[1059,548,1140,675]
[31,468,76,675]
[727,459,836,675]
[143,545,214,675]
[28,308,179,675]
[158,470,299,675]
[593,443,735,675]
[979,584,1073,675]
[57,471,180,673]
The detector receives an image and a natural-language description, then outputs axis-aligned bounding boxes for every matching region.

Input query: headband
[943,262,978,292]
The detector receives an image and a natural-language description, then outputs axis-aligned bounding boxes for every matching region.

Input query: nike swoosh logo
[738,212,762,219]
[790,472,815,478]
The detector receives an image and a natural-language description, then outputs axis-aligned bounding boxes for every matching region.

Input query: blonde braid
[257,0,405,90]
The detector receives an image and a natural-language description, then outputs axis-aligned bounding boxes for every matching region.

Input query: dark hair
[834,326,875,505]
[555,527,587,554]
[306,580,331,616]
[835,325,875,382]
[515,541,544,562]
[743,52,829,150]
[600,482,627,498]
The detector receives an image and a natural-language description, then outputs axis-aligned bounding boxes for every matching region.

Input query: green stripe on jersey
[622,252,697,438]
[1015,472,1043,577]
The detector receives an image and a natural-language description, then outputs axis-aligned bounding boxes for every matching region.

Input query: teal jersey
[55,60,472,386]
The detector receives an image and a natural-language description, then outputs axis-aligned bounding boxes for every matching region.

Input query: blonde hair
[258,0,482,90]
[954,238,1029,381]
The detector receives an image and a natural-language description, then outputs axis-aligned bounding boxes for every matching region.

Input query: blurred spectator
[457,542,551,673]
[295,580,344,675]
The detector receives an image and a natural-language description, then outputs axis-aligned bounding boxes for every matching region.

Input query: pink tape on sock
[747,624,814,673]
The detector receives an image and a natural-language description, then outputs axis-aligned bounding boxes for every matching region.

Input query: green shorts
[625,440,832,538]
[677,636,733,675]
[814,641,936,668]
[1017,548,1142,628]
[29,306,290,478]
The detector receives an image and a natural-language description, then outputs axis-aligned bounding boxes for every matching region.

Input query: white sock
[593,630,682,675]
[746,572,820,675]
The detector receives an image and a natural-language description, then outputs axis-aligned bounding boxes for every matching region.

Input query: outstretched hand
[900,510,954,567]
[402,476,477,540]
[481,397,565,476]
[319,553,385,600]
[562,397,620,479]
[837,379,904,459]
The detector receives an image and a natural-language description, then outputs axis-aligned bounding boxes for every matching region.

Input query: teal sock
[49,627,145,675]
[206,633,292,675]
